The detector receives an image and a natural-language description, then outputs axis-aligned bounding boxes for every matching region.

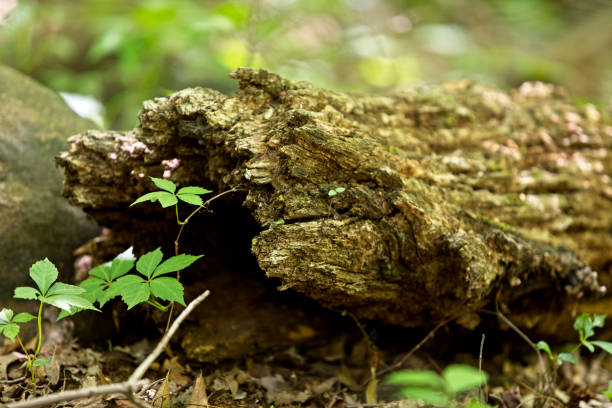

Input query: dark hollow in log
[57,68,611,336]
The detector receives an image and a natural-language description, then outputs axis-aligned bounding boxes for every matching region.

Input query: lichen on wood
[57,68,611,332]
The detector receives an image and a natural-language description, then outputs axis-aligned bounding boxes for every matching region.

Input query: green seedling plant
[537,313,612,390]
[131,176,222,329]
[0,259,98,382]
[130,176,212,227]
[328,186,345,197]
[386,364,490,408]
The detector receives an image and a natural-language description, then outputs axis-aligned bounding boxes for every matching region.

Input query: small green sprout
[131,177,212,225]
[2,259,98,382]
[386,364,489,408]
[537,313,612,395]
[328,186,346,197]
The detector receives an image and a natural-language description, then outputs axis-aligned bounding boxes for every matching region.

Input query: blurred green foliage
[1,0,611,129]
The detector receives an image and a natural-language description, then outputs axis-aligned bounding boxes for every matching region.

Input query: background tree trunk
[57,68,611,336]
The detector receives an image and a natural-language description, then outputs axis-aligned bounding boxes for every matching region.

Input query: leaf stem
[165,186,242,333]
[16,335,34,382]
[34,301,43,358]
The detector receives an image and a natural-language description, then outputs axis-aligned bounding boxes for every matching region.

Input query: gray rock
[0,65,99,309]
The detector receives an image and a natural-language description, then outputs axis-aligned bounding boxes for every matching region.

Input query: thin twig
[479,333,485,402]
[485,308,552,393]
[131,290,210,383]
[5,289,211,408]
[3,381,148,408]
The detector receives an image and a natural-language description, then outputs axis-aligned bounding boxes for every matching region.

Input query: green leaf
[177,186,212,195]
[0,308,14,323]
[130,191,177,208]
[137,248,164,278]
[0,323,19,340]
[121,281,150,310]
[398,386,448,405]
[537,341,554,360]
[157,192,178,208]
[107,275,150,309]
[43,294,99,312]
[592,314,606,328]
[105,274,144,298]
[557,352,579,365]
[442,364,488,395]
[592,340,612,354]
[335,187,346,193]
[47,282,85,296]
[13,313,36,323]
[110,248,136,279]
[14,286,39,300]
[152,254,203,277]
[328,190,337,197]
[150,176,176,193]
[386,370,444,388]
[150,277,185,305]
[177,193,203,206]
[29,258,58,295]
[32,358,49,367]
[602,381,612,399]
[88,262,112,280]
[583,340,595,352]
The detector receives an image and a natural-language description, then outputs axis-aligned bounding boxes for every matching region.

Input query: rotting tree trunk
[57,69,611,331]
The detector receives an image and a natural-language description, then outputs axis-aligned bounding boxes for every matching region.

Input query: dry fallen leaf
[153,371,172,408]
[186,371,208,408]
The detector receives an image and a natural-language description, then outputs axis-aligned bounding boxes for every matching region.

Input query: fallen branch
[4,289,211,408]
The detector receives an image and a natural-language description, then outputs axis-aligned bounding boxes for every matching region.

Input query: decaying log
[57,68,611,332]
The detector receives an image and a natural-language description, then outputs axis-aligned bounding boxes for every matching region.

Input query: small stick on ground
[5,289,211,408]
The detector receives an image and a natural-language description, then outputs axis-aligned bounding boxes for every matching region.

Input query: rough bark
[57,69,611,332]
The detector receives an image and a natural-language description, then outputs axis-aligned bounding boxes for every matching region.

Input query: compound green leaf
[177,193,203,206]
[44,294,99,312]
[442,364,488,395]
[13,313,36,323]
[592,340,612,354]
[150,177,176,193]
[177,186,212,195]
[47,282,85,296]
[14,286,39,300]
[150,277,185,305]
[137,248,164,278]
[153,254,203,277]
[29,258,58,295]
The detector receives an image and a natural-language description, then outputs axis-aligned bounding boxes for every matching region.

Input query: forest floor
[1,314,611,408]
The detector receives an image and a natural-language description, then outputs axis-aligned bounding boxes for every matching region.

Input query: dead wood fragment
[57,69,611,334]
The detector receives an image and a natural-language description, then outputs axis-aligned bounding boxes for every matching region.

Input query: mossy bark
[58,69,611,332]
